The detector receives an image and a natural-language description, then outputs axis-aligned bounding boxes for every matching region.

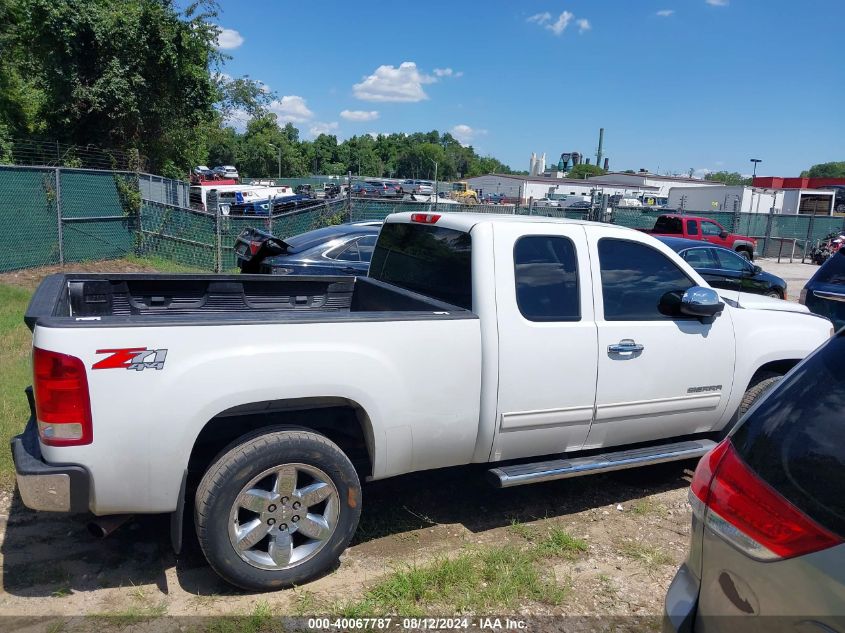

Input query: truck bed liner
[26,273,474,330]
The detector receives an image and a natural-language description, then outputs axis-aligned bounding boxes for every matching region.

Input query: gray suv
[665,329,845,632]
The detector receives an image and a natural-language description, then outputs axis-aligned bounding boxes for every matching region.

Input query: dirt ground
[0,460,697,622]
[0,260,167,291]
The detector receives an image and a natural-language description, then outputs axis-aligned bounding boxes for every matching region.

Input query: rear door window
[653,217,683,234]
[514,236,580,321]
[686,220,699,236]
[731,334,845,536]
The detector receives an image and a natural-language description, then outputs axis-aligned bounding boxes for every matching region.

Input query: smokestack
[596,128,605,167]
[603,158,609,171]
[585,158,591,165]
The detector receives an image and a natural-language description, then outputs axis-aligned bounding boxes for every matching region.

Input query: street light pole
[750,158,762,180]
[268,143,281,179]
[428,158,438,211]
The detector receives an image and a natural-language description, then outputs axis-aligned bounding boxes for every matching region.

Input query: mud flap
[170,469,188,554]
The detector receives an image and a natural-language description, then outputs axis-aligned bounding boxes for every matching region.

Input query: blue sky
[212,0,844,177]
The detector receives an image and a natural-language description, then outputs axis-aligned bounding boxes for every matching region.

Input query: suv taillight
[33,347,93,446]
[690,440,841,560]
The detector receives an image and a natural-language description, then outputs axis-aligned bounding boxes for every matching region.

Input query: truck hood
[717,290,810,314]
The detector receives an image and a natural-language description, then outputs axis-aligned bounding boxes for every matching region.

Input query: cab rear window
[369,223,472,310]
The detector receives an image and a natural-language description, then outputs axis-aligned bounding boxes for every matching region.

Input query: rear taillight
[799,288,807,305]
[691,440,841,560]
[33,347,92,446]
[411,213,441,224]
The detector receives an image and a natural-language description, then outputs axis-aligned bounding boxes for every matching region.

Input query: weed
[536,527,588,560]
[619,541,673,571]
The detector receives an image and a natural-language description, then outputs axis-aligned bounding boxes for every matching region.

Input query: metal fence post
[346,171,353,223]
[55,167,64,265]
[763,209,774,259]
[802,212,816,264]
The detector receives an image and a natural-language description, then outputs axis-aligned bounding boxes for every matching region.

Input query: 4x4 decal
[92,348,168,371]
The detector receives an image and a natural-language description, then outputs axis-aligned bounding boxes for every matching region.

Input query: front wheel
[195,429,362,591]
[737,249,752,261]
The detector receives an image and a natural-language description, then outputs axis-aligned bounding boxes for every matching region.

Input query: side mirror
[680,286,724,318]
[753,265,762,274]
[719,230,729,239]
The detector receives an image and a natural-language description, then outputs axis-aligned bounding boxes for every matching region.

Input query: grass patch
[95,601,168,626]
[536,527,588,560]
[619,541,674,571]
[507,519,538,541]
[123,254,206,273]
[341,545,566,616]
[630,498,668,517]
[203,601,280,633]
[0,284,33,487]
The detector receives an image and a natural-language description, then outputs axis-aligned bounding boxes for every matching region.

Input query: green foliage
[705,171,752,186]
[802,162,845,178]
[567,164,606,180]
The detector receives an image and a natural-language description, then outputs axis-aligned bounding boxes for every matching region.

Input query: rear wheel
[766,290,783,299]
[195,429,361,591]
[737,249,752,261]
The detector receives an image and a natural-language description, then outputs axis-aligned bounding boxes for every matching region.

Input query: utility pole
[268,143,281,179]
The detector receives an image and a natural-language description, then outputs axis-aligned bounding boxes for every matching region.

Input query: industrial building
[589,172,724,198]
[667,185,836,215]
[464,173,659,204]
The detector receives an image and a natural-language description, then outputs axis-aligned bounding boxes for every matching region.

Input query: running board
[487,439,716,488]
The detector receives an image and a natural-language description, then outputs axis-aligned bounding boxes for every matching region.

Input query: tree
[704,171,751,186]
[567,164,606,180]
[802,162,845,178]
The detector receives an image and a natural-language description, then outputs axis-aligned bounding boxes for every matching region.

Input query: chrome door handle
[813,290,845,303]
[608,339,644,354]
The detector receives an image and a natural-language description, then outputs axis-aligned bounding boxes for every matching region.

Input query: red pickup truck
[639,214,757,260]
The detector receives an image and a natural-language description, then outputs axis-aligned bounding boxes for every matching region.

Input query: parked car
[213,165,239,180]
[665,329,844,632]
[366,180,401,198]
[193,165,213,177]
[13,213,831,591]
[660,237,787,299]
[640,215,757,260]
[234,222,381,275]
[482,193,507,204]
[350,181,381,197]
[801,251,845,331]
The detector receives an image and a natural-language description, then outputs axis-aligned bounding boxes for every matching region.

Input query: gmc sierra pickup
[12,212,832,591]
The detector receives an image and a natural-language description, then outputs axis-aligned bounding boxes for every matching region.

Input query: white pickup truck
[12,212,832,591]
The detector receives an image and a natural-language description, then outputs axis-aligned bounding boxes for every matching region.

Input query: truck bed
[25,273,475,330]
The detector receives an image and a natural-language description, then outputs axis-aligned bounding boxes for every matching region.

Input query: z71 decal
[92,348,168,371]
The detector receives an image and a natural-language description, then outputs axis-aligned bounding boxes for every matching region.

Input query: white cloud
[223,108,250,132]
[705,0,729,5]
[269,95,314,124]
[215,27,244,50]
[528,11,585,36]
[433,67,463,78]
[353,62,436,103]
[340,110,380,122]
[309,121,339,137]
[450,124,487,146]
[547,11,574,35]
[656,9,675,16]
[527,12,552,25]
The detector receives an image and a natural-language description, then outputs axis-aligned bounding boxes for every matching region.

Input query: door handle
[608,339,644,354]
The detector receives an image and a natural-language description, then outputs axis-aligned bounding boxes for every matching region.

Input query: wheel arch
[188,396,376,484]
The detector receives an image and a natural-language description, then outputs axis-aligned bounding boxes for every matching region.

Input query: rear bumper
[664,563,700,633]
[10,390,90,513]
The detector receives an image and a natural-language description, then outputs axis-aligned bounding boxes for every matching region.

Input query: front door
[584,228,736,450]
[491,223,598,461]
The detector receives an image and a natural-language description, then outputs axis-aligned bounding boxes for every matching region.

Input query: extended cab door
[490,222,598,461]
[700,219,730,247]
[584,227,735,449]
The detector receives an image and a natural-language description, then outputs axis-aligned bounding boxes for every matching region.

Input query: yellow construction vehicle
[449,181,479,204]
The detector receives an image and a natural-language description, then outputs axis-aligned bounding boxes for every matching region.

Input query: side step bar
[487,439,715,488]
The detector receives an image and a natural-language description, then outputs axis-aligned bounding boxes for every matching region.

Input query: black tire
[195,428,361,591]
[737,249,753,261]
[738,372,782,418]
[766,290,782,299]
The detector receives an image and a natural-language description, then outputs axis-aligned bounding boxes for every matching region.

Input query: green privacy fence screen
[3,164,845,273]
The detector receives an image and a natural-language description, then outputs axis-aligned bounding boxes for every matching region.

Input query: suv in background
[213,165,239,180]
[366,180,401,197]
[802,251,845,331]
[665,330,845,632]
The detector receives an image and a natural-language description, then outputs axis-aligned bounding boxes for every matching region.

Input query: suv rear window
[369,223,472,309]
[815,252,845,285]
[731,333,845,537]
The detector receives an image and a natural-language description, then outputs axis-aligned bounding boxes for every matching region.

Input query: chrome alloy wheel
[227,463,339,571]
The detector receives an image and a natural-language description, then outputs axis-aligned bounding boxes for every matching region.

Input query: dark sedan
[801,251,845,331]
[235,222,381,275]
[659,237,787,299]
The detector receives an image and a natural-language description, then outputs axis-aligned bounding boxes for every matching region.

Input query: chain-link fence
[3,165,845,274]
